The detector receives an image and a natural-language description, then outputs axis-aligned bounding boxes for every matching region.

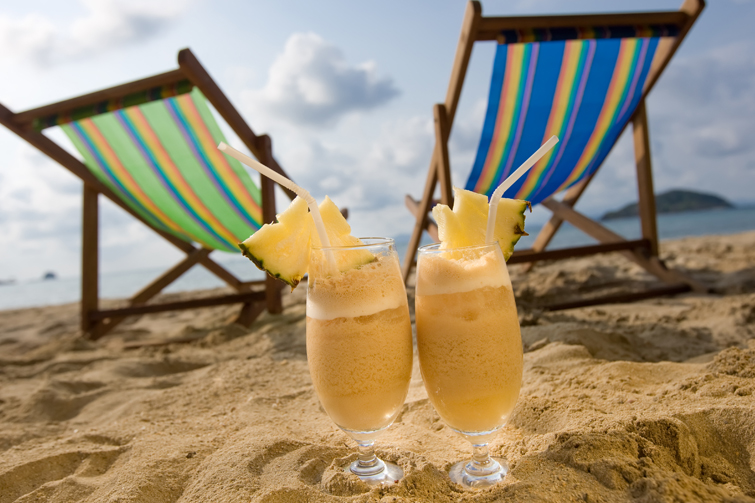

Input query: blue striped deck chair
[0,49,296,341]
[403,1,707,308]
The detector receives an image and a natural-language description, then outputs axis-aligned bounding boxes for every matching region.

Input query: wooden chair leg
[258,134,283,314]
[633,100,659,257]
[434,104,453,206]
[81,185,99,339]
[265,276,283,314]
[234,302,266,327]
[400,1,479,282]
[402,103,457,283]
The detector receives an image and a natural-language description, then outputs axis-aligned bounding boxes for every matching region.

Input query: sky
[0,0,754,282]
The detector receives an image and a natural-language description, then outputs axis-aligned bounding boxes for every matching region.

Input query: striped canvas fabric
[62,88,263,252]
[466,34,665,205]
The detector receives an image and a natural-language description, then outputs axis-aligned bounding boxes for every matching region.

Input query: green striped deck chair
[403,1,707,308]
[61,87,263,254]
[0,49,294,341]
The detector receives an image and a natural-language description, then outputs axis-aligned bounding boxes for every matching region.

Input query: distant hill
[601,189,734,220]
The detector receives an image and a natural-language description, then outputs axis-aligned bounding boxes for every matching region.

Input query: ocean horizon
[1,205,754,311]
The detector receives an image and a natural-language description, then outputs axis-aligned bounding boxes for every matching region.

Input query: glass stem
[356,440,379,470]
[472,444,490,465]
[467,443,496,474]
[348,438,401,483]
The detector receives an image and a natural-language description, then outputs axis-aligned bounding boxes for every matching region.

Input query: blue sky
[1,0,753,281]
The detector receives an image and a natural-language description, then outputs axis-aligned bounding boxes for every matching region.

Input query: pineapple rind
[238,241,302,289]
[493,198,530,260]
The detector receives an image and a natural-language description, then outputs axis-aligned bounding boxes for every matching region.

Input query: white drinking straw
[485,135,560,244]
[217,142,336,270]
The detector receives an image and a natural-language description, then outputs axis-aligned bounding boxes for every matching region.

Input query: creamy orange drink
[305,238,412,484]
[223,143,448,485]
[306,246,413,433]
[234,187,412,484]
[414,186,530,489]
[415,245,522,435]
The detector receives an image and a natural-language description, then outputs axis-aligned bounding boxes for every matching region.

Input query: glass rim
[311,236,394,251]
[418,241,501,254]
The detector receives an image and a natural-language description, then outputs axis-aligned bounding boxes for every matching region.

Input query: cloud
[0,144,80,246]
[243,33,400,127]
[0,0,190,66]
[0,140,190,279]
[692,124,751,158]
[646,41,755,196]
[0,153,79,281]
[264,114,434,240]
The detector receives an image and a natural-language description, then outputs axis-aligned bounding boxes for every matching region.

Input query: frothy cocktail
[221,142,413,485]
[307,243,413,435]
[415,245,522,437]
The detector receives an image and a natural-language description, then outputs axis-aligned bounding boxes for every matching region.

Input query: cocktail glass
[306,238,413,485]
[415,242,523,489]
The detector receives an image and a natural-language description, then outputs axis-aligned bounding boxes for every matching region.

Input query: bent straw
[217,142,336,270]
[485,135,559,244]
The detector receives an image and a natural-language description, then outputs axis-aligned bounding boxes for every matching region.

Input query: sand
[0,231,753,502]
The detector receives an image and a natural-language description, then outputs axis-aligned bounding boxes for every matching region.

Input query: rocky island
[601,189,734,220]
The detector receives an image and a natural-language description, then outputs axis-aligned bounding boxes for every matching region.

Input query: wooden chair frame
[0,48,297,340]
[403,0,707,309]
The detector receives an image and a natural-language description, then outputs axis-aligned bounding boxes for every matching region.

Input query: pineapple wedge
[239,196,313,288]
[239,196,370,288]
[432,187,530,260]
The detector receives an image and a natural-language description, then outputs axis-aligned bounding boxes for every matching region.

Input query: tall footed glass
[306,238,413,485]
[415,242,523,489]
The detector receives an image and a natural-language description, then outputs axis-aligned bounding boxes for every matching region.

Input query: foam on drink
[306,254,407,320]
[416,249,511,296]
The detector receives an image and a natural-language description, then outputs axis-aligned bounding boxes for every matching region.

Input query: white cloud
[647,41,755,196]
[0,0,190,66]
[0,140,188,280]
[266,115,434,240]
[242,33,400,127]
[0,143,82,279]
[0,14,57,66]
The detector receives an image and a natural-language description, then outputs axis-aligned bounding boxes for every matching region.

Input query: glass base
[347,457,403,486]
[448,456,509,489]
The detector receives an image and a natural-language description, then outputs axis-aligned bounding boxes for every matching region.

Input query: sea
[1,206,753,311]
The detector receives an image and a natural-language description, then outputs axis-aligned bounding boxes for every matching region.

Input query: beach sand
[0,231,753,502]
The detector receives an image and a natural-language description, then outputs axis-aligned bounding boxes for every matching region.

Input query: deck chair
[403,0,707,309]
[0,48,297,341]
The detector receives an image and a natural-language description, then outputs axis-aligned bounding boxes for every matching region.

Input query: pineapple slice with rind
[239,196,312,288]
[432,187,530,261]
[239,196,372,289]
